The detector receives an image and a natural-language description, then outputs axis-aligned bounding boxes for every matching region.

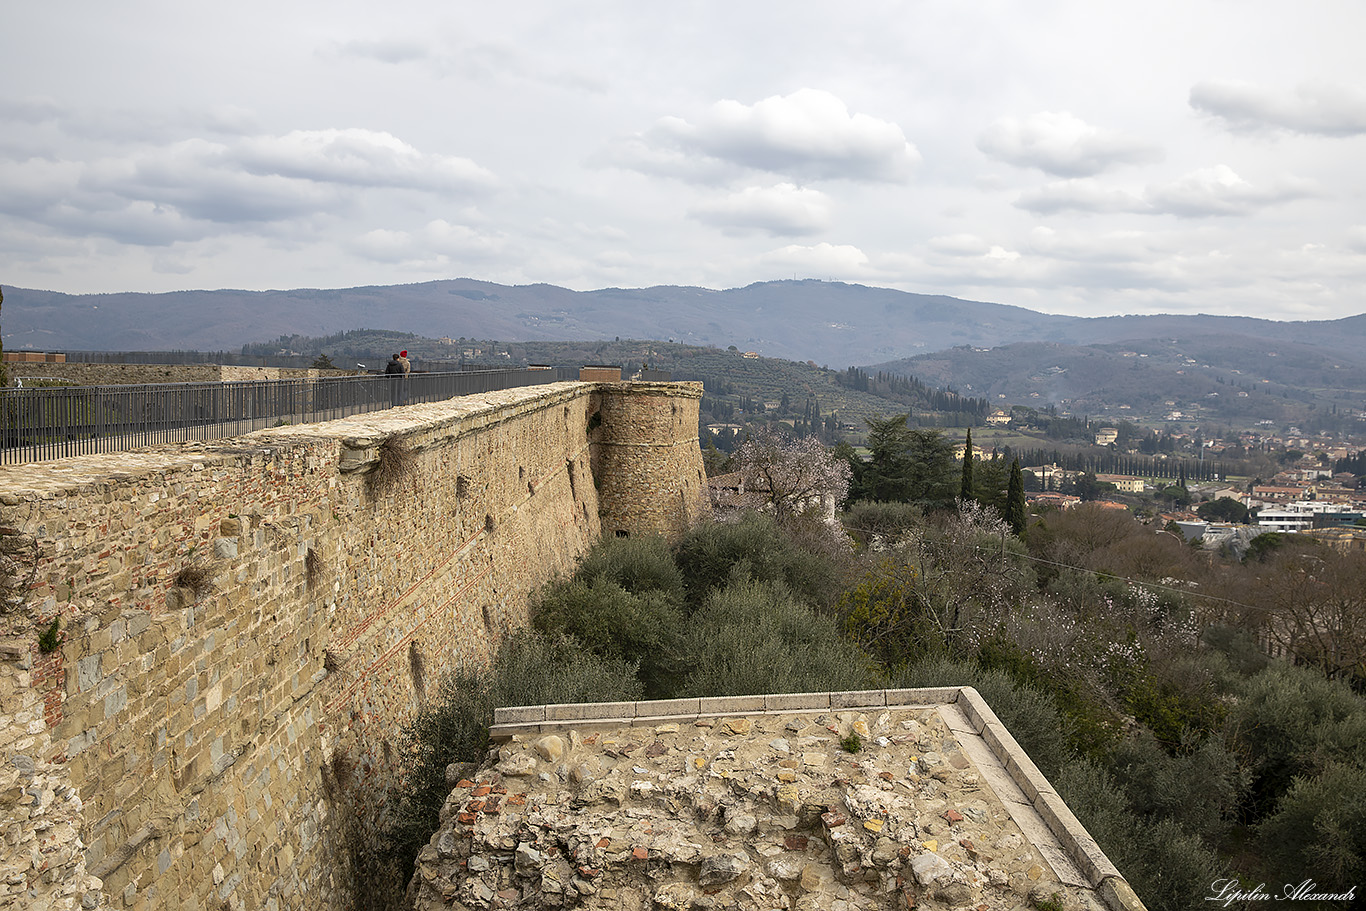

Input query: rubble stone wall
[0,381,705,910]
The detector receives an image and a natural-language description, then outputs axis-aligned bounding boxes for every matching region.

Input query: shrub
[365,435,417,498]
[976,633,1123,761]
[842,500,924,549]
[1256,761,1366,893]
[173,559,221,600]
[678,579,876,697]
[532,577,684,698]
[1109,729,1244,844]
[37,617,61,653]
[1200,624,1270,679]
[1227,662,1366,821]
[1121,667,1227,748]
[574,534,685,600]
[1055,759,1226,911]
[674,512,841,610]
[840,557,950,666]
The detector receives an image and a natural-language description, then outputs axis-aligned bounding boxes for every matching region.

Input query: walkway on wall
[0,367,578,465]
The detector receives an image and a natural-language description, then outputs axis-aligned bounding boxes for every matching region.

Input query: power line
[841,523,1261,612]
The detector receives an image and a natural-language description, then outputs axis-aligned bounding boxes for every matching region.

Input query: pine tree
[1006,458,1026,537]
[959,427,974,502]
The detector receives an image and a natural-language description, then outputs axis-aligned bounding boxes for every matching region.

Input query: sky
[4,1,1366,321]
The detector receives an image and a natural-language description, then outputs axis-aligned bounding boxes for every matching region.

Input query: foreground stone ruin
[410,689,1145,911]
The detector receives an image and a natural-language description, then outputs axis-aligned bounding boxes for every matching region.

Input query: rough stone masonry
[410,690,1145,911]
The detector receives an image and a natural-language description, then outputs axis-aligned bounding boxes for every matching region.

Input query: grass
[365,436,417,498]
[38,617,62,652]
[173,560,220,599]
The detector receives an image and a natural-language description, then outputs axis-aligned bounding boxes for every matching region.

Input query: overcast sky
[4,1,1366,321]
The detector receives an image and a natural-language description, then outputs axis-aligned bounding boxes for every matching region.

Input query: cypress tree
[1007,458,1026,537]
[960,428,974,502]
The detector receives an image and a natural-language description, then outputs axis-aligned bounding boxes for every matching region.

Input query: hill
[872,334,1366,431]
[7,279,1366,368]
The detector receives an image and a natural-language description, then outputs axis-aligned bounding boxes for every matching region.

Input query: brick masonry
[0,381,706,911]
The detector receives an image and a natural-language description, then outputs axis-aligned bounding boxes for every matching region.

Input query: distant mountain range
[871,333,1366,426]
[8,279,1366,370]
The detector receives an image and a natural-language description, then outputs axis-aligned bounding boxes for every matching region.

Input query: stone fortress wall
[0,380,706,911]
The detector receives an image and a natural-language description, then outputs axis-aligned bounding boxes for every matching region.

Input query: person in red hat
[398,350,411,374]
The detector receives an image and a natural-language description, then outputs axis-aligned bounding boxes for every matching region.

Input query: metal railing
[0,367,578,466]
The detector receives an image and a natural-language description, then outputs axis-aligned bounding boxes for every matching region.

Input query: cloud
[1144,164,1314,217]
[977,111,1161,177]
[689,183,831,236]
[612,89,919,183]
[93,139,344,225]
[351,220,507,265]
[235,129,497,192]
[1190,80,1366,136]
[0,97,63,124]
[759,241,870,276]
[593,136,734,183]
[335,38,431,65]
[1015,179,1148,214]
[0,129,498,246]
[1026,226,1163,264]
[1347,226,1366,254]
[928,234,992,257]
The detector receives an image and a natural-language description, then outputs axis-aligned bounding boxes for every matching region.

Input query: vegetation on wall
[365,436,417,499]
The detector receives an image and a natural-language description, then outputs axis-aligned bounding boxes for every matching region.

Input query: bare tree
[1247,548,1366,680]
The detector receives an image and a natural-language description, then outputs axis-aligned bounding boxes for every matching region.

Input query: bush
[840,557,948,666]
[1201,624,1270,679]
[674,512,842,609]
[1109,729,1244,844]
[1055,759,1226,911]
[976,633,1123,761]
[1256,761,1366,894]
[1227,662,1366,821]
[532,577,684,697]
[842,500,924,549]
[1121,666,1227,748]
[678,579,876,697]
[574,534,685,600]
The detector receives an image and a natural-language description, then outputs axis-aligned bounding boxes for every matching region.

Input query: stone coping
[491,687,1146,911]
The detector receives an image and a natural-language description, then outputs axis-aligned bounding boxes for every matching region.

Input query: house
[986,410,1012,426]
[1250,484,1309,504]
[1094,427,1119,446]
[952,442,989,461]
[1096,473,1144,493]
[1029,492,1081,509]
